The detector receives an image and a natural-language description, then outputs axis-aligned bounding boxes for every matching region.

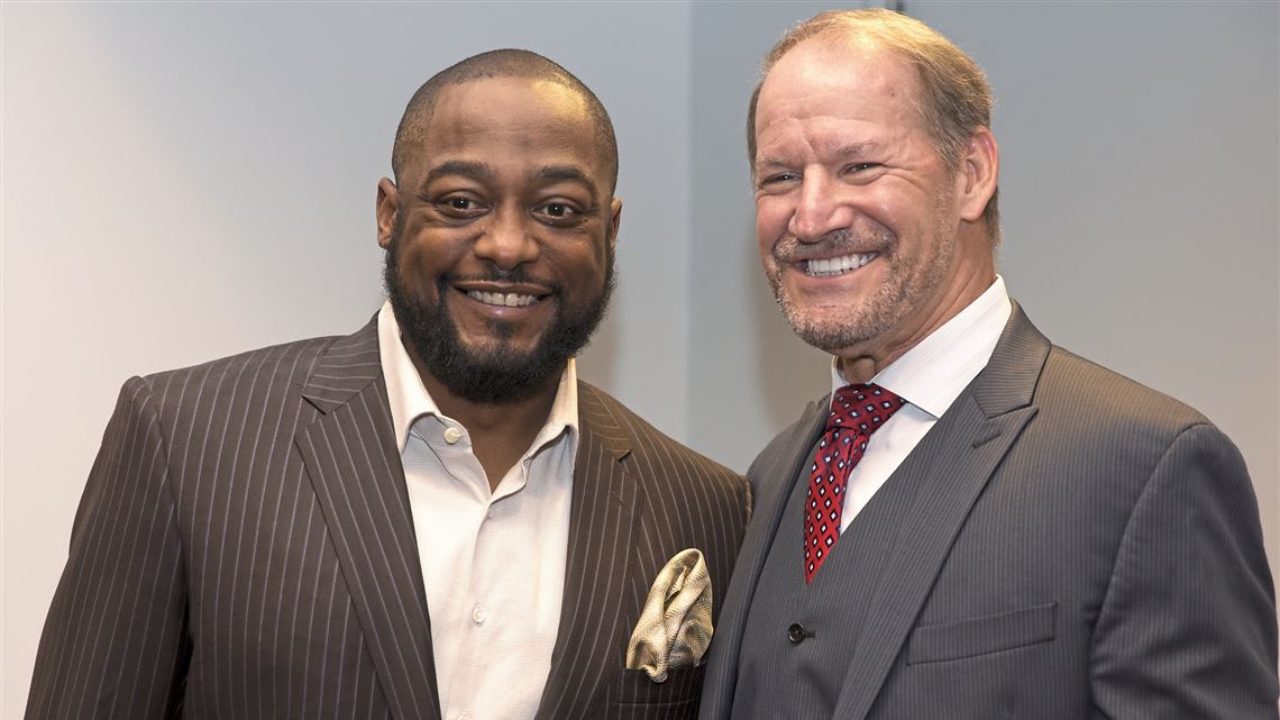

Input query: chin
[785,305,882,350]
[457,331,540,358]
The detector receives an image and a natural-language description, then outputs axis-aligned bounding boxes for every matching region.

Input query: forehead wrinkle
[757,127,883,161]
[829,141,880,157]
[764,40,925,119]
[430,80,582,142]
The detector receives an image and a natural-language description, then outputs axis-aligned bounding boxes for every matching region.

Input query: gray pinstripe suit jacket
[700,304,1278,719]
[28,317,750,720]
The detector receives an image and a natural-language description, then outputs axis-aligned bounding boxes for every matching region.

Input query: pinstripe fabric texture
[701,303,1278,720]
[28,317,750,720]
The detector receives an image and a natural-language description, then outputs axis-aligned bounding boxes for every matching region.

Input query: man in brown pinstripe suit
[699,9,1276,720]
[28,49,749,720]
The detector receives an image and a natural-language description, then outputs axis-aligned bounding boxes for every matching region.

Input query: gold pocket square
[625,548,713,683]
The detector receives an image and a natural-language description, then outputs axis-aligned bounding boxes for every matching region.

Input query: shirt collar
[377,300,580,455]
[830,275,1012,419]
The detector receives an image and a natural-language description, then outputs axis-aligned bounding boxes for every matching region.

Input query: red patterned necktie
[804,383,906,584]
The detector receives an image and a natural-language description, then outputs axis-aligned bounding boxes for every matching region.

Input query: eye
[844,162,882,174]
[533,201,585,226]
[758,171,800,188]
[434,194,487,218]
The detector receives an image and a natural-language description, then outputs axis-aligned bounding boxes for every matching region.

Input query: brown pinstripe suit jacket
[27,317,750,720]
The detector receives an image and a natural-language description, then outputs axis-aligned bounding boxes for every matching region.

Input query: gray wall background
[3,2,1275,715]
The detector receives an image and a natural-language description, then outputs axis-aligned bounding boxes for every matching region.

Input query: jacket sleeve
[1090,422,1278,718]
[26,377,189,719]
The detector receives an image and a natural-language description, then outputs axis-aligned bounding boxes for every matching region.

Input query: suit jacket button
[787,623,807,644]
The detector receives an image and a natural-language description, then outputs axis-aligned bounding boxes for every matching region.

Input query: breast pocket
[614,666,705,720]
[905,602,1057,665]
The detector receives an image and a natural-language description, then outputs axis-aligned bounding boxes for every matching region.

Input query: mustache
[773,227,892,262]
[441,267,561,292]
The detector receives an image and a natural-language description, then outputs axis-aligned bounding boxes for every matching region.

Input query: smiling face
[378,76,621,404]
[753,37,995,371]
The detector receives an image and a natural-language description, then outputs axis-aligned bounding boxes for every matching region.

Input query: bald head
[392,49,618,192]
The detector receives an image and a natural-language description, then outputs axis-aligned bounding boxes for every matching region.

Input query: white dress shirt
[832,276,1012,530]
[377,301,578,720]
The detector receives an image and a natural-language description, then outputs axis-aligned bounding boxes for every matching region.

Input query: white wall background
[3,2,1275,715]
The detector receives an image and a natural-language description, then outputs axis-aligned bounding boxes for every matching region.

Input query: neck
[412,352,563,492]
[837,265,995,385]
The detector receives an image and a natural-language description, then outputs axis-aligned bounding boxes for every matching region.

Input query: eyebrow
[535,165,599,204]
[756,142,882,170]
[753,154,795,179]
[418,161,600,203]
[421,160,497,188]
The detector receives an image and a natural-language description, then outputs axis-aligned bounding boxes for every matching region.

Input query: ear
[607,197,623,249]
[376,177,400,249]
[957,127,998,224]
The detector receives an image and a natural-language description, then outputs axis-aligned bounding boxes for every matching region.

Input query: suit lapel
[831,304,1050,720]
[535,383,639,720]
[295,319,441,720]
[701,398,828,719]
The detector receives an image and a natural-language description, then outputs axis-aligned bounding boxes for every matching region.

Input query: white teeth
[805,253,876,277]
[467,290,539,307]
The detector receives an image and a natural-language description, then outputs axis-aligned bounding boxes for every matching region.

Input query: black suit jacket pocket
[615,666,705,717]
[906,602,1057,665]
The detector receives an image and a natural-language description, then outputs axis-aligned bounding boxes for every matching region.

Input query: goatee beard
[382,235,614,405]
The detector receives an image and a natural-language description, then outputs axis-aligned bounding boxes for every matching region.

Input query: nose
[787,171,853,243]
[473,203,540,270]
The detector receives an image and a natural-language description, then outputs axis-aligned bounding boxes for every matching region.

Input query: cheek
[395,236,453,291]
[557,238,610,285]
[865,173,952,232]
[755,228,776,272]
[860,194,897,227]
[755,198,790,256]
[578,238,609,272]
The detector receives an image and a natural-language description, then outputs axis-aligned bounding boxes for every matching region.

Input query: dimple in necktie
[803,383,906,584]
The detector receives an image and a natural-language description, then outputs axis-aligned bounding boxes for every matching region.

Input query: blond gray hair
[748,9,1000,244]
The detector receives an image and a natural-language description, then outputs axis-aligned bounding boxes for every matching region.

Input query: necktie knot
[826,383,906,435]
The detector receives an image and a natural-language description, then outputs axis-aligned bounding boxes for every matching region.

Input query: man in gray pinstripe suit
[28,50,749,720]
[699,9,1277,720]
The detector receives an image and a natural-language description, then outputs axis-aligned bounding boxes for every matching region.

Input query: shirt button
[472,604,487,624]
[443,427,462,445]
[787,623,808,645]
[486,507,496,519]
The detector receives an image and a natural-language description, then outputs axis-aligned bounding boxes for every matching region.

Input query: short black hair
[391,49,619,192]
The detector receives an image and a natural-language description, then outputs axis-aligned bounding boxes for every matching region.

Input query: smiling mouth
[802,252,878,277]
[465,290,543,308]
